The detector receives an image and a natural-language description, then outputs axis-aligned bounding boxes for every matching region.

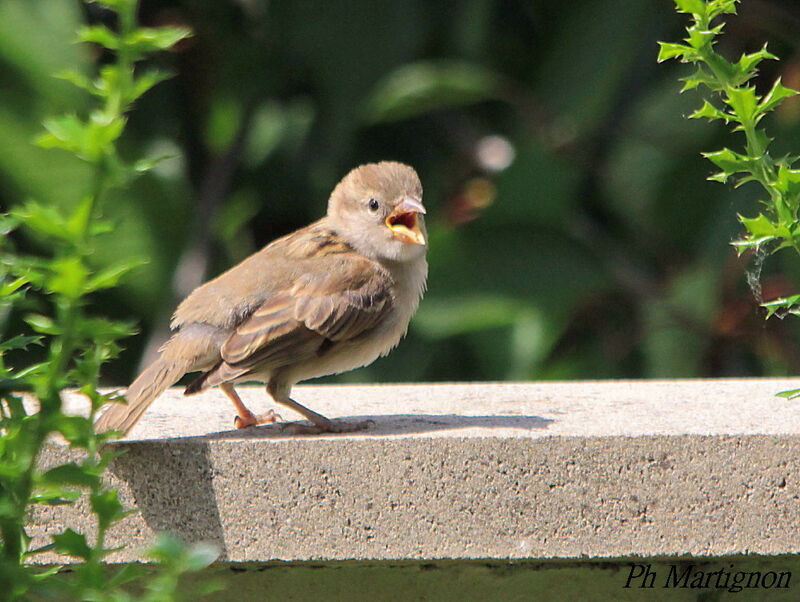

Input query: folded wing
[189,256,394,391]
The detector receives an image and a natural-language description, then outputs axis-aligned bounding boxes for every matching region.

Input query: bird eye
[368,198,380,211]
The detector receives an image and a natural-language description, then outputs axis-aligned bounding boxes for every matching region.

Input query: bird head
[328,162,427,262]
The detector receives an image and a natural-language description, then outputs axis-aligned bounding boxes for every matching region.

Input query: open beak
[385,197,426,245]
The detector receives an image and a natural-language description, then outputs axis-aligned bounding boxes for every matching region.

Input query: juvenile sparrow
[95,161,427,437]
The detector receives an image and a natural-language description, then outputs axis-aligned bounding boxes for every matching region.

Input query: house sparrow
[95,161,427,437]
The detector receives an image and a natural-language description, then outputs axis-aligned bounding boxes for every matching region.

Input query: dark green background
[3,0,800,385]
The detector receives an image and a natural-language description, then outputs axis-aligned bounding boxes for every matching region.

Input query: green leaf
[365,61,500,123]
[85,110,126,158]
[64,195,93,241]
[54,69,96,95]
[47,256,89,299]
[707,0,738,18]
[29,490,81,505]
[37,110,124,162]
[702,147,753,176]
[91,0,125,7]
[130,69,171,101]
[13,200,74,243]
[52,528,92,560]
[90,489,125,530]
[731,174,759,189]
[0,276,30,299]
[734,44,777,81]
[0,213,20,235]
[674,0,706,14]
[738,213,790,238]
[40,463,99,488]
[40,114,85,146]
[688,100,731,122]
[94,64,123,98]
[730,237,770,254]
[37,114,90,158]
[762,294,800,318]
[24,314,62,335]
[150,536,220,571]
[85,259,145,292]
[775,163,800,203]
[90,219,116,237]
[777,388,800,400]
[77,24,119,49]
[106,563,147,589]
[749,127,773,153]
[730,212,791,254]
[758,78,799,114]
[679,66,719,92]
[0,335,41,353]
[50,414,94,444]
[414,295,524,338]
[185,542,220,571]
[148,533,183,563]
[132,155,173,173]
[685,23,724,50]
[2,363,46,387]
[656,42,697,63]
[724,86,759,122]
[124,26,191,53]
[78,317,137,341]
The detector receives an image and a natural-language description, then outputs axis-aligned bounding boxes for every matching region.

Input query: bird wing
[217,255,395,373]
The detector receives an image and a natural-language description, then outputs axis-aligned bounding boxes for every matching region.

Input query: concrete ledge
[32,379,800,562]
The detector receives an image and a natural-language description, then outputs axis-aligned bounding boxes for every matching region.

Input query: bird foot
[234,409,283,429]
[280,419,374,435]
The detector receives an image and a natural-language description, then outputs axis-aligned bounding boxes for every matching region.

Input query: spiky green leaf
[689,100,731,122]
[724,86,759,122]
[679,66,718,92]
[758,78,799,114]
[674,0,706,14]
[734,44,777,80]
[702,147,754,174]
[656,42,697,63]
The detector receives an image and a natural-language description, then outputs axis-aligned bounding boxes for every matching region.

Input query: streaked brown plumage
[95,161,427,437]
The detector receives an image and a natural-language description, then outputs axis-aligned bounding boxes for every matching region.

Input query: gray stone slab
[31,379,800,562]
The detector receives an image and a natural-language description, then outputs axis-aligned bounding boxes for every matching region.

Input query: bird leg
[268,384,371,434]
[267,380,374,435]
[221,383,282,428]
[276,397,334,432]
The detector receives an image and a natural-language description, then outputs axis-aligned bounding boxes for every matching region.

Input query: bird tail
[94,356,189,438]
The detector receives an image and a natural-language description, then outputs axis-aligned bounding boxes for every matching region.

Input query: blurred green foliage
[3,0,800,385]
[1,2,217,597]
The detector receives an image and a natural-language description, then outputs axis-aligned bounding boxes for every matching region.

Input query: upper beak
[386,197,427,245]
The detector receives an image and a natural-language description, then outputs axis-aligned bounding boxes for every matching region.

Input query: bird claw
[233,409,283,429]
[280,419,374,435]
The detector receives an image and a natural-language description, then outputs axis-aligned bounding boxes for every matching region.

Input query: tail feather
[94,357,189,437]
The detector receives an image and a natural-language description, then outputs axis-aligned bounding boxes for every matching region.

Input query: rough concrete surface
[31,379,800,562]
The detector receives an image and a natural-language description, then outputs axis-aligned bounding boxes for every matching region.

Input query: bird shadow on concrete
[109,439,230,561]
[199,412,555,440]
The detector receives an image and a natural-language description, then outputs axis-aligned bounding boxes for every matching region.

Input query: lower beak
[386,198,426,245]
